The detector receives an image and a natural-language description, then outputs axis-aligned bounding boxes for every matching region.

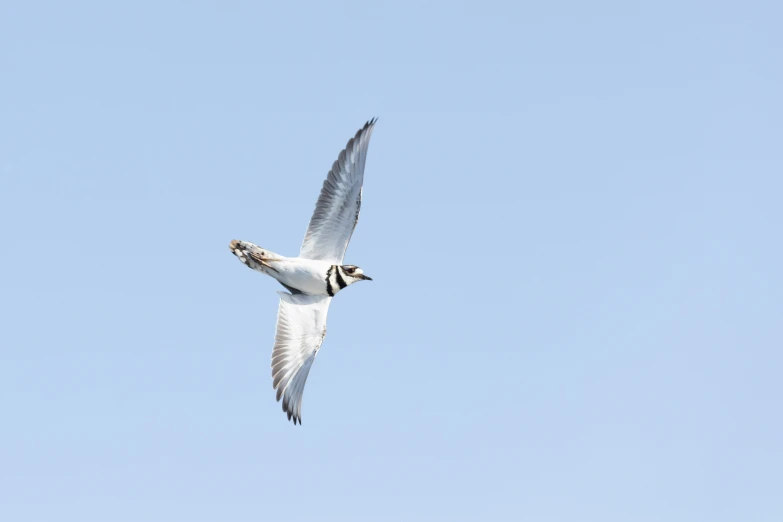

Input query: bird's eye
[345,267,355,274]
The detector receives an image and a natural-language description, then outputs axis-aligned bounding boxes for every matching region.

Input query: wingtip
[352,118,377,142]
[279,393,302,425]
[286,409,301,426]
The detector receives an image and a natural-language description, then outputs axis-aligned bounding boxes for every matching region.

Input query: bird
[229,119,377,424]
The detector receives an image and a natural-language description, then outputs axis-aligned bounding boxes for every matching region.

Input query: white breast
[269,257,333,295]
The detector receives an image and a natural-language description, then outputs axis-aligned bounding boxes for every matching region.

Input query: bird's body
[228,119,377,424]
[269,256,333,296]
[229,241,369,297]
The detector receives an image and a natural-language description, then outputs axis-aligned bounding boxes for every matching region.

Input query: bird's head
[338,265,372,284]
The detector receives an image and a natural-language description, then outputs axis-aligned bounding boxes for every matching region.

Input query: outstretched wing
[271,291,331,425]
[299,119,377,264]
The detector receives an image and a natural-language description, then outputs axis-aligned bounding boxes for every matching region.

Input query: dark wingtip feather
[279,394,302,425]
[361,118,378,132]
[352,118,376,142]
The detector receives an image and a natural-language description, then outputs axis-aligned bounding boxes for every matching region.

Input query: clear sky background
[1,2,781,521]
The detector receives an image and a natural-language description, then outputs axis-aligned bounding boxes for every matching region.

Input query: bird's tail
[229,240,281,272]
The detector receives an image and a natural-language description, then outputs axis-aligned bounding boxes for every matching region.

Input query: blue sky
[1,2,781,521]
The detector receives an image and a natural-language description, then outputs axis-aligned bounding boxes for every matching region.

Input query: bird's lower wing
[271,291,332,424]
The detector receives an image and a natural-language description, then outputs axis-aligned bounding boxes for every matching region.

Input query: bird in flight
[229,119,377,424]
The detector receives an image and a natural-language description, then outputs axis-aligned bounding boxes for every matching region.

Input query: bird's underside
[228,118,376,424]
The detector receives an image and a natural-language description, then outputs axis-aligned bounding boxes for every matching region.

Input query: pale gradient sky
[1,2,782,521]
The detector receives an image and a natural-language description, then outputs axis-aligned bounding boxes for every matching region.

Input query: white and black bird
[229,119,377,424]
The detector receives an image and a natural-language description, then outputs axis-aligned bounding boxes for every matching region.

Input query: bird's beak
[358,274,373,281]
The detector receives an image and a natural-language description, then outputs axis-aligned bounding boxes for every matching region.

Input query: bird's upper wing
[299,119,377,264]
[271,291,332,425]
